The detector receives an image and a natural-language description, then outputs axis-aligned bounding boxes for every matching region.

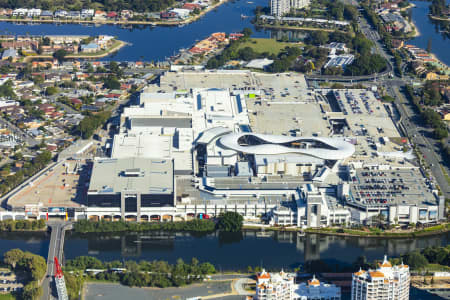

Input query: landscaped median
[304,223,450,238]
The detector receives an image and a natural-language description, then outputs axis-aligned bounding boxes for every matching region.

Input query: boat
[297,231,306,237]
[247,1,254,3]
[256,228,272,237]
[241,14,250,19]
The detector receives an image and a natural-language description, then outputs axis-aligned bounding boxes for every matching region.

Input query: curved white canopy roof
[219,133,355,160]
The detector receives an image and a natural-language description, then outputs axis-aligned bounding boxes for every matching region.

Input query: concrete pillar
[136,192,141,222]
[120,192,125,220]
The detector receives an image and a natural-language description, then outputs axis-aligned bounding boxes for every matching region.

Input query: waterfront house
[120,10,133,19]
[12,8,28,17]
[1,41,39,52]
[182,3,202,10]
[94,10,107,20]
[391,39,404,49]
[68,11,81,19]
[107,12,118,19]
[81,43,100,53]
[160,11,177,19]
[54,10,68,18]
[170,8,191,19]
[81,9,95,18]
[229,33,244,40]
[40,10,53,19]
[27,9,41,18]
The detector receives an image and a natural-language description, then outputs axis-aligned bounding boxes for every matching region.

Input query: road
[326,1,450,197]
[386,83,450,198]
[41,222,72,300]
[55,101,78,115]
[0,117,38,146]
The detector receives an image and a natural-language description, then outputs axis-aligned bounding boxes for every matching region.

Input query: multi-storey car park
[0,70,445,226]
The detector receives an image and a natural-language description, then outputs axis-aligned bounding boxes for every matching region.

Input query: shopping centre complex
[4,70,446,226]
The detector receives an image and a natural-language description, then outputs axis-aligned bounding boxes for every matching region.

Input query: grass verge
[237,38,293,55]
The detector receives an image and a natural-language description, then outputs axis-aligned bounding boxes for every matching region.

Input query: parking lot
[8,159,91,209]
[0,269,23,293]
[85,281,235,300]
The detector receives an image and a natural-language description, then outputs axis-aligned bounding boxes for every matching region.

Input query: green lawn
[237,38,294,55]
[0,294,16,300]
[426,263,450,271]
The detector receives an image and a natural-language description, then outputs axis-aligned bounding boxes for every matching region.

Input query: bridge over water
[41,222,72,300]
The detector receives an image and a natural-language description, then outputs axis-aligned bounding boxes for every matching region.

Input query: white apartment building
[290,0,310,9]
[270,0,310,17]
[295,275,341,300]
[256,269,295,300]
[256,270,341,300]
[270,0,290,17]
[351,255,410,300]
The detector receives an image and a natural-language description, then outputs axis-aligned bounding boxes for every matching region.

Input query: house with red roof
[107,11,118,18]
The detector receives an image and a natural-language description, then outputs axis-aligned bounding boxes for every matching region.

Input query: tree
[22,281,42,300]
[108,61,123,77]
[0,80,16,99]
[102,75,121,90]
[242,27,253,38]
[86,63,94,73]
[45,86,59,96]
[53,49,68,62]
[217,212,243,232]
[199,262,216,274]
[42,37,50,46]
[403,251,428,270]
[32,75,44,85]
[309,31,329,45]
[434,127,448,139]
[3,248,24,268]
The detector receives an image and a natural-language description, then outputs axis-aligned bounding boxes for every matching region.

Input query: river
[0,0,270,62]
[0,231,49,257]
[409,1,450,66]
[0,0,448,66]
[63,230,450,270]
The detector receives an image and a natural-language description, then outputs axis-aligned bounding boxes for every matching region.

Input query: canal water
[409,1,450,66]
[64,230,450,270]
[0,231,50,258]
[0,0,270,62]
[1,0,448,65]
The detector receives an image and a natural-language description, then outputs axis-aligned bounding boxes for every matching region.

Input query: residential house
[1,41,39,52]
[54,10,68,18]
[1,48,18,61]
[40,11,53,19]
[106,11,118,19]
[120,10,133,19]
[94,10,106,20]
[391,39,404,49]
[81,43,99,53]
